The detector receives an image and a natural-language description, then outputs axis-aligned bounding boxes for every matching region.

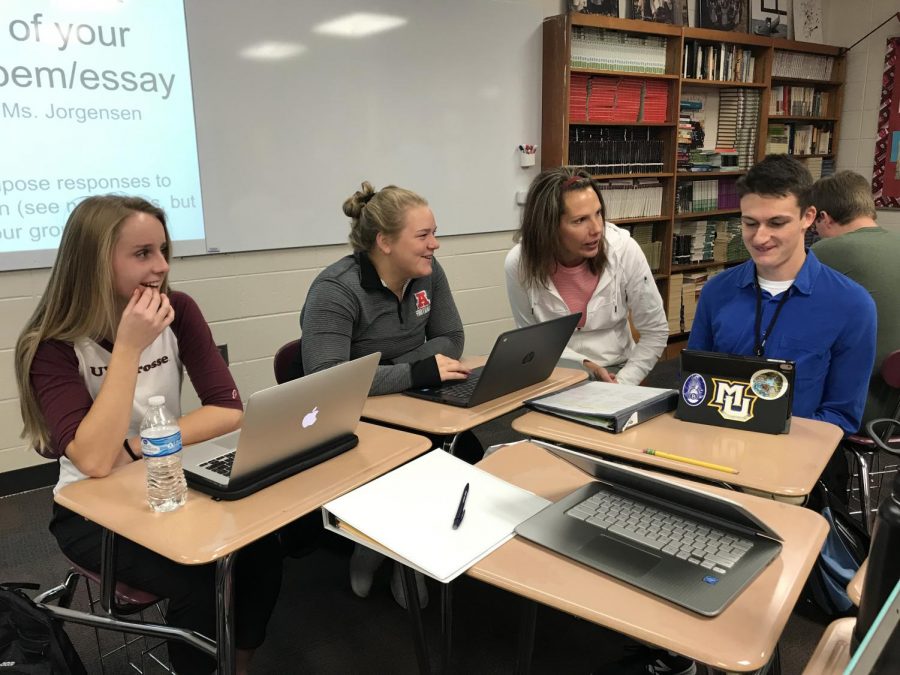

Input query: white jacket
[504,222,668,386]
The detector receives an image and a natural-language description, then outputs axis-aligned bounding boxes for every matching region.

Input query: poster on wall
[750,0,791,38]
[873,37,900,209]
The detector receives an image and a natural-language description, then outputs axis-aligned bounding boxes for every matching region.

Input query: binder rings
[526,381,678,433]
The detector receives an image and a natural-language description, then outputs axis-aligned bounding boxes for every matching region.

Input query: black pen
[452,482,469,529]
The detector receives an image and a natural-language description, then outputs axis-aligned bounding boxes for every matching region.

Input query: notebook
[515,441,783,616]
[403,313,580,407]
[183,353,379,500]
[526,381,678,433]
[322,449,550,582]
[675,349,796,435]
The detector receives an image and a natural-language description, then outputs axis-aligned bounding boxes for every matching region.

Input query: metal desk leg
[401,565,431,674]
[514,598,537,675]
[100,529,119,615]
[441,582,452,674]
[442,434,460,455]
[215,552,238,675]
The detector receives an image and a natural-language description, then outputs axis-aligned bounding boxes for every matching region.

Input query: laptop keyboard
[435,367,483,399]
[200,451,236,477]
[566,487,754,575]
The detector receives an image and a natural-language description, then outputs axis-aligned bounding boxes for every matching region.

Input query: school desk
[801,617,855,675]
[53,422,432,675]
[468,441,829,674]
[512,410,843,503]
[362,357,586,452]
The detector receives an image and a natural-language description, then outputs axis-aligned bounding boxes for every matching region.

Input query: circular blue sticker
[682,373,706,407]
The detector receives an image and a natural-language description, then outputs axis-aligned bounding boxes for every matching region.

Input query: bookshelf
[541,13,845,339]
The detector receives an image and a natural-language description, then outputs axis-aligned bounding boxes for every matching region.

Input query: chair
[842,349,900,534]
[37,560,172,674]
[274,338,304,384]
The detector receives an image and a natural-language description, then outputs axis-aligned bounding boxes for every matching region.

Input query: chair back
[274,339,304,384]
[880,350,900,390]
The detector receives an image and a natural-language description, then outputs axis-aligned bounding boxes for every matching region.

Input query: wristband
[123,439,139,461]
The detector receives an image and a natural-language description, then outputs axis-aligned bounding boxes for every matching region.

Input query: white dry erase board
[0,0,546,270]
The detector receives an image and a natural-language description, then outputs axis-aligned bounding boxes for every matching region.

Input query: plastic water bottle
[140,395,187,512]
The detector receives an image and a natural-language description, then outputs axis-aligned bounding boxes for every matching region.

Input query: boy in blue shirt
[688,154,876,436]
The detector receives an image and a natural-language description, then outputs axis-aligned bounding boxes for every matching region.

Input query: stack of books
[769,86,831,117]
[626,224,662,271]
[675,178,740,213]
[772,51,834,81]
[717,89,761,169]
[798,156,824,179]
[598,178,664,219]
[568,76,670,123]
[672,220,717,264]
[571,26,667,74]
[568,127,665,175]
[712,219,750,263]
[766,123,791,154]
[667,273,684,334]
[677,97,705,171]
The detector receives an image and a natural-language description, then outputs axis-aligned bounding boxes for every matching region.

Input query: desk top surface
[801,617,855,675]
[362,357,586,435]
[470,441,828,672]
[54,422,431,565]
[513,410,842,498]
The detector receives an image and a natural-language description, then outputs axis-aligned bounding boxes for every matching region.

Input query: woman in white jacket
[505,167,668,386]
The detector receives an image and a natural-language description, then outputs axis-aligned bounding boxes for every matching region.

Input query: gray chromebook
[183,353,379,500]
[403,313,581,408]
[516,441,783,616]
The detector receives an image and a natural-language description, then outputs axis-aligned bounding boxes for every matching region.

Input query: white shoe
[349,544,385,598]
[390,563,429,610]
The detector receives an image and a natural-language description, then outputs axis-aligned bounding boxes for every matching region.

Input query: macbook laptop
[404,313,581,408]
[183,353,379,500]
[675,349,796,435]
[515,441,783,616]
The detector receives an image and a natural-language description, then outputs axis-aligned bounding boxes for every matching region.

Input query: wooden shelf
[569,120,675,127]
[768,115,838,122]
[674,209,741,220]
[570,67,679,80]
[593,171,674,180]
[681,79,768,89]
[676,170,746,178]
[542,13,845,338]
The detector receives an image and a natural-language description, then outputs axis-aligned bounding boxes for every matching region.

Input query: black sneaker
[604,648,698,675]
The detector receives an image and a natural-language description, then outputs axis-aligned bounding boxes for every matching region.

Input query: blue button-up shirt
[688,250,876,434]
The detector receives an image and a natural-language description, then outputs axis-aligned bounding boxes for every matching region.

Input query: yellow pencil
[643,448,739,475]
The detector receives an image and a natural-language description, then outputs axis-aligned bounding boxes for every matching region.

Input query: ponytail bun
[343,181,376,220]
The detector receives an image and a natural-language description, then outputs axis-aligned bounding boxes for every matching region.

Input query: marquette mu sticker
[413,290,431,317]
[709,378,758,423]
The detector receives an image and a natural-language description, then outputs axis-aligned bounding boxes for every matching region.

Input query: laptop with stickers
[675,349,795,435]
[183,353,379,500]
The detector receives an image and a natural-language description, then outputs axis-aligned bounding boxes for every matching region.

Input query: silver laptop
[515,441,783,616]
[403,313,581,407]
[183,353,379,500]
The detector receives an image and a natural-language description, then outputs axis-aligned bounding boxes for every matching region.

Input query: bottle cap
[148,395,166,407]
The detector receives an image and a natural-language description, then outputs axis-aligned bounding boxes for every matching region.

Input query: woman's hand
[435,354,470,382]
[116,287,175,352]
[583,359,618,383]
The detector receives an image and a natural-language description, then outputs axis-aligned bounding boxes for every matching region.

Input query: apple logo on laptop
[301,406,319,429]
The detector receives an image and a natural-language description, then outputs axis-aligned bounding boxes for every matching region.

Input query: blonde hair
[343,181,428,252]
[14,195,170,454]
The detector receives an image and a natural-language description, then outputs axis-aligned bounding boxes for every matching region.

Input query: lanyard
[753,276,791,357]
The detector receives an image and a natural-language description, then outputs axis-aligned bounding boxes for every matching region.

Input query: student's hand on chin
[435,354,470,382]
[116,286,176,352]
[583,359,618,383]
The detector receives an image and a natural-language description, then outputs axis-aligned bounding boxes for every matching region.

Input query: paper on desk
[322,449,550,583]
[532,381,676,416]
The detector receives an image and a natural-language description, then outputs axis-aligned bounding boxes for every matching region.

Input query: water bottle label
[141,431,182,457]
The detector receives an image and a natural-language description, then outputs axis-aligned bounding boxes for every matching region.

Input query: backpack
[803,483,870,616]
[0,583,86,675]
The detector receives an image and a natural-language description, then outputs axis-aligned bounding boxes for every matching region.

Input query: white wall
[825,0,900,232]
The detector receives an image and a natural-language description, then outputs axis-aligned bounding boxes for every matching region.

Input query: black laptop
[515,441,783,616]
[404,314,580,408]
[675,350,796,435]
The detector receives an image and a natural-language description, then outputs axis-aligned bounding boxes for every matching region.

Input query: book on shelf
[568,126,665,175]
[568,75,670,123]
[682,41,755,83]
[769,86,831,117]
[322,449,550,583]
[599,178,664,219]
[772,51,834,81]
[571,25,668,74]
